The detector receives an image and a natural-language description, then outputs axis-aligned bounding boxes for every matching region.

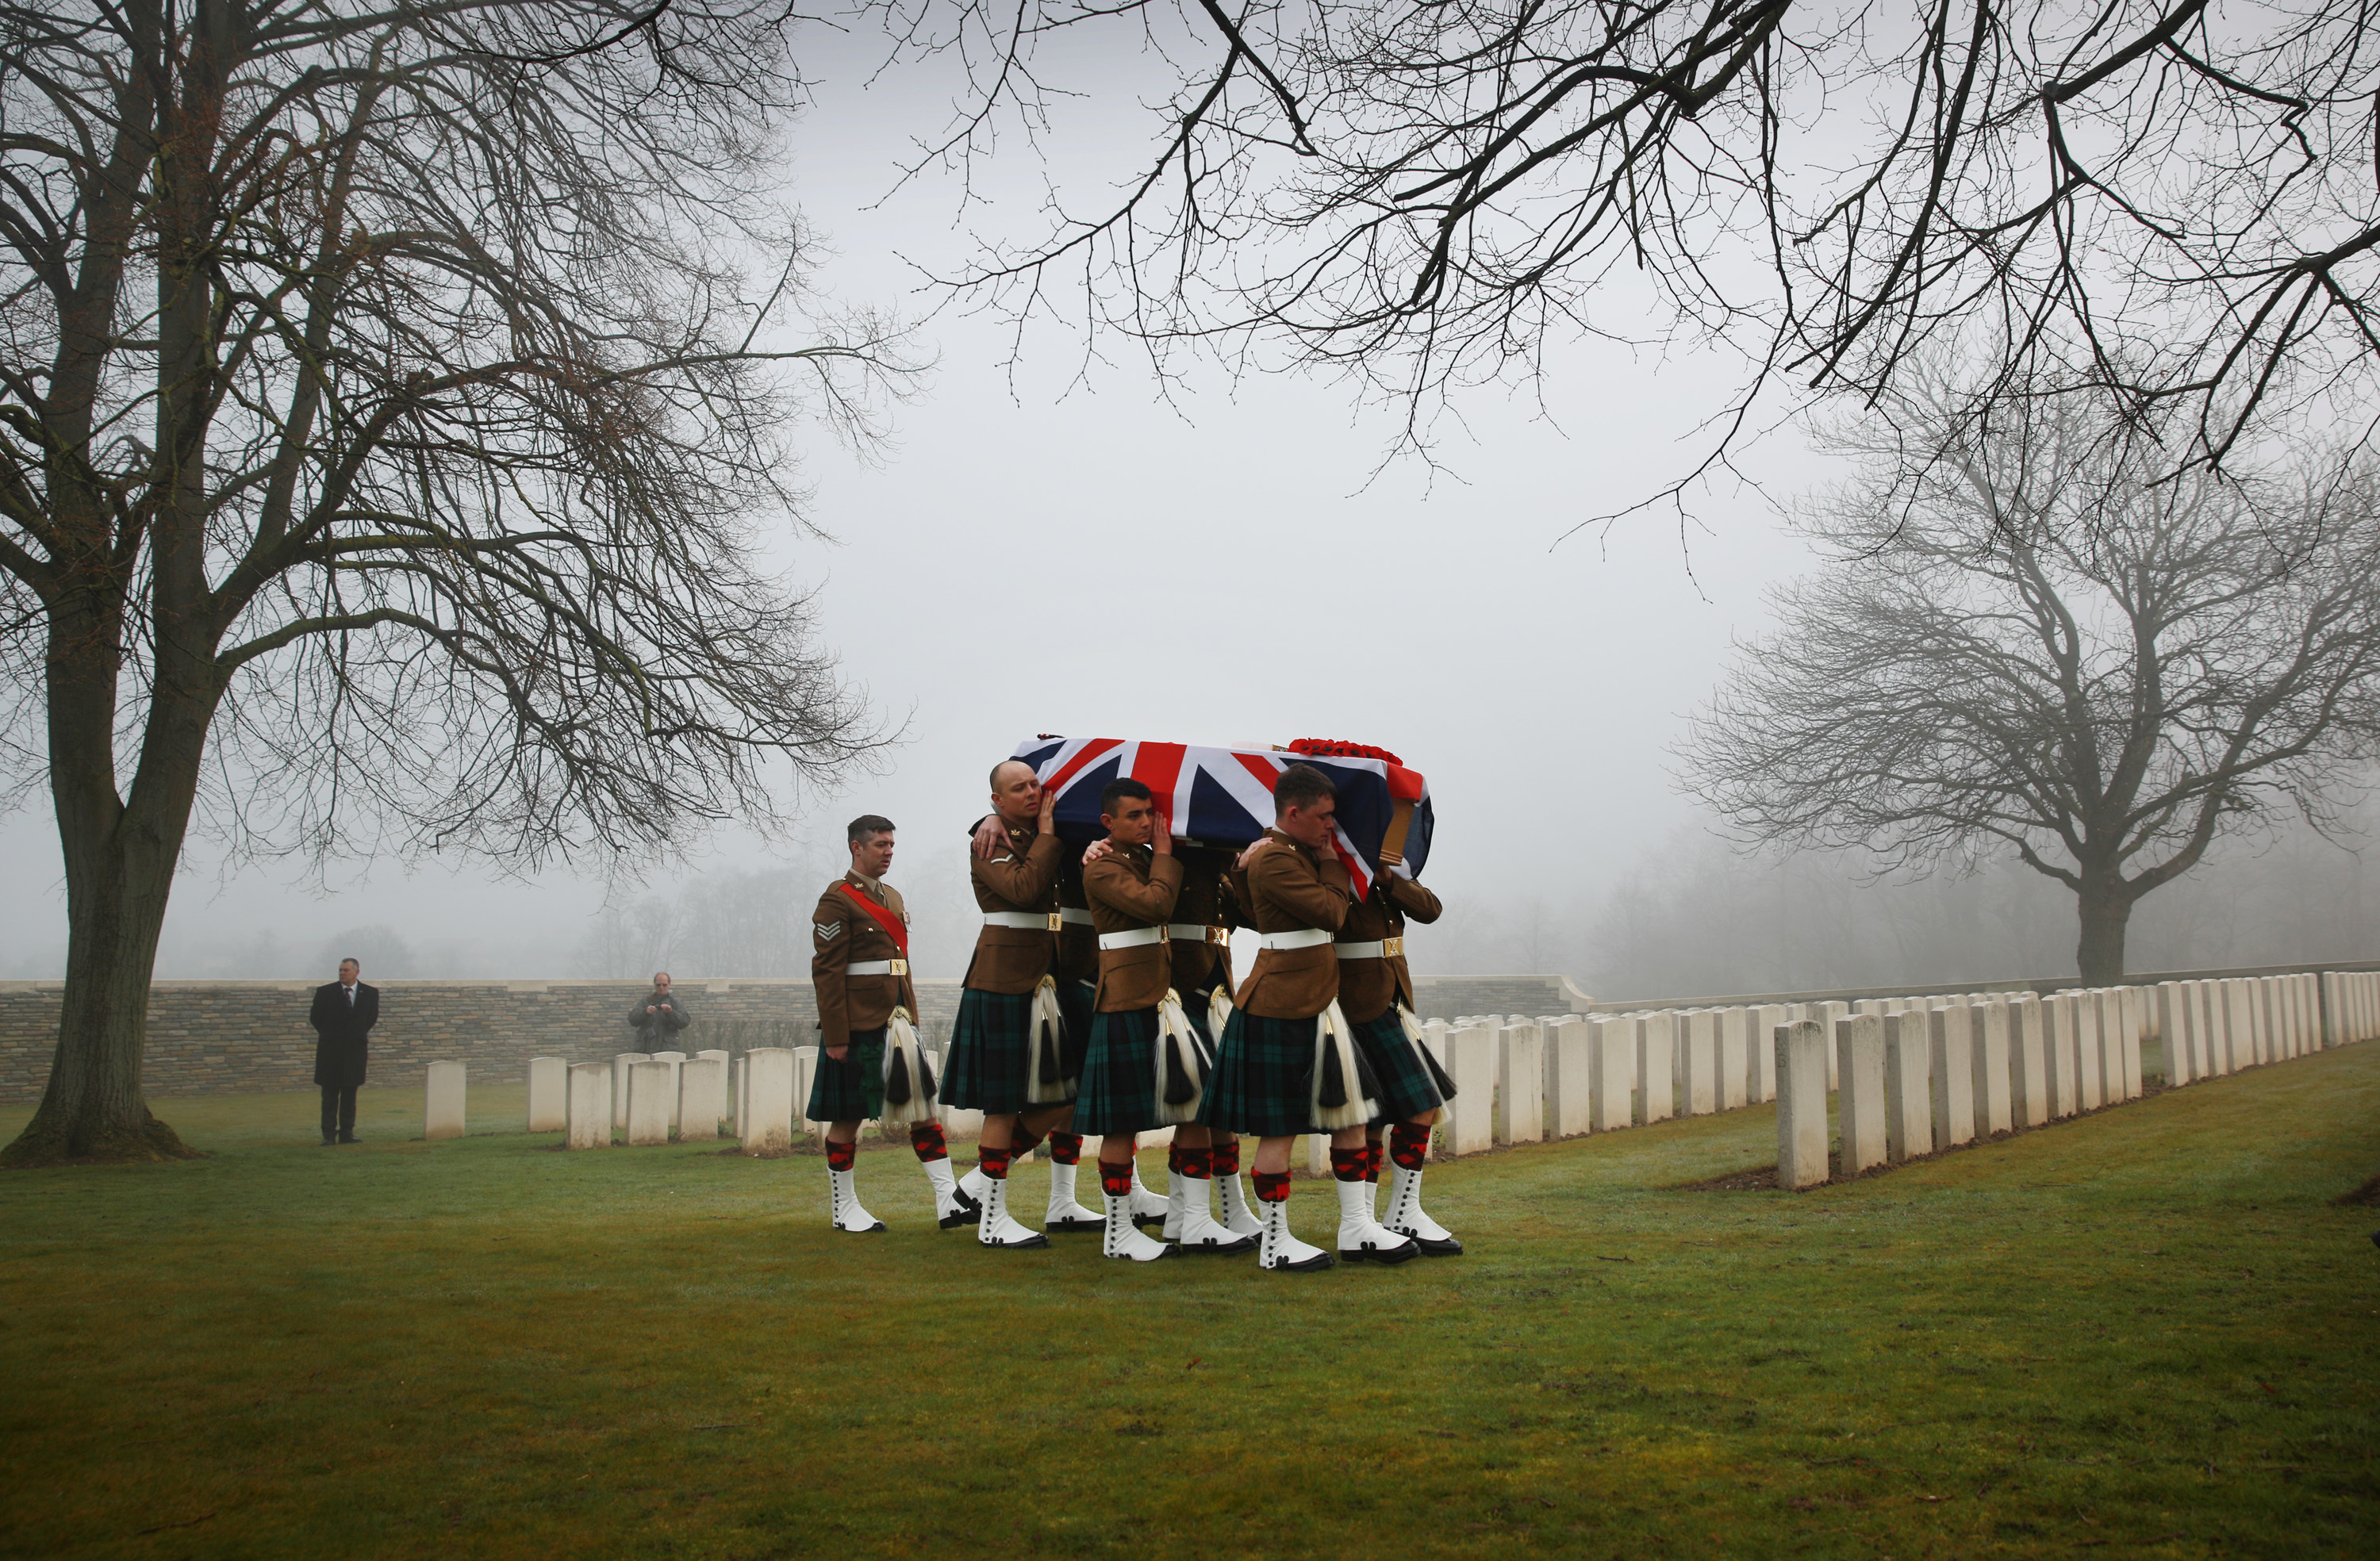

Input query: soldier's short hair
[989,757,1034,792]
[847,814,896,845]
[1273,762,1337,817]
[1100,777,1153,816]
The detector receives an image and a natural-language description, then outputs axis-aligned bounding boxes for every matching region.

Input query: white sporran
[1154,988,1207,1126]
[1307,1000,1380,1131]
[1023,976,1075,1104]
[877,1007,939,1125]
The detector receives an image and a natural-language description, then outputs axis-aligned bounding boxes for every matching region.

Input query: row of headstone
[1775,970,2359,1187]
[440,968,2374,1159]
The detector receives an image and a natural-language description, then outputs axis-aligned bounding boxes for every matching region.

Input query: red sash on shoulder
[839,883,909,957]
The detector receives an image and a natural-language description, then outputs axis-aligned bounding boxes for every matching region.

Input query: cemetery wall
[0,972,1594,1103]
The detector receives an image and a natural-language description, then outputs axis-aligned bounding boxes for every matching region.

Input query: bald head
[990,758,1043,827]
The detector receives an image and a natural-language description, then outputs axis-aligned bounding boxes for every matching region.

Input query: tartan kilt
[1353,1009,1447,1123]
[1075,1007,1165,1136]
[1196,1011,1319,1138]
[944,989,1040,1114]
[807,1028,885,1123]
[1058,979,1096,1076]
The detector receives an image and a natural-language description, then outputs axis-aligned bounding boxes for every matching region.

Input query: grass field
[2,1044,2375,1560]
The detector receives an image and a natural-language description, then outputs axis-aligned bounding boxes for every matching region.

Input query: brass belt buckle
[1382,937,1403,958]
[889,959,909,976]
[1046,912,1064,933]
[1208,926,1230,946]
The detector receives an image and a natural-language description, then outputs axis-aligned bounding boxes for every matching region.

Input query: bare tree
[0,1,912,1164]
[877,0,2380,507]
[1679,392,2380,984]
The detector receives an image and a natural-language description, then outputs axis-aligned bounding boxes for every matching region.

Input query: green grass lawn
[2,1045,2375,1560]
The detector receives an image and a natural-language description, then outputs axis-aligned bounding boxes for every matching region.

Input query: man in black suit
[310,957,379,1145]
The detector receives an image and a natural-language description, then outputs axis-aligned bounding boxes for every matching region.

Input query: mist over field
[0,22,2370,1000]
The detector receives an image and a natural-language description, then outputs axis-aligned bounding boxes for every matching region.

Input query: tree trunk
[1,619,209,1167]
[2074,870,2133,986]
[1,834,198,1166]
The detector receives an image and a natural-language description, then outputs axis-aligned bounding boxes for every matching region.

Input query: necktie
[345,986,355,1007]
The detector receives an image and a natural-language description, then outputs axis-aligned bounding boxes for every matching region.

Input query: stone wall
[0,972,1595,1103]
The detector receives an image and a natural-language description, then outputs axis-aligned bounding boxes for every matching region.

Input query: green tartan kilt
[1075,1007,1165,1136]
[808,1028,885,1122]
[944,989,1042,1114]
[1196,1011,1319,1138]
[1353,1008,1449,1123]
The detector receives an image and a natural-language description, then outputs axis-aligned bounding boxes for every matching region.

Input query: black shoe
[338,1132,359,1144]
[321,1136,337,1146]
[1391,1225,1464,1256]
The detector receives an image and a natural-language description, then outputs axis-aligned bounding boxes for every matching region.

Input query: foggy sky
[0,26,1835,981]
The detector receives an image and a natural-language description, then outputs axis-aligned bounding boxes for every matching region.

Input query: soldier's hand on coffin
[1082,838,1114,866]
[1153,812,1173,856]
[1037,784,1057,833]
[969,813,1003,860]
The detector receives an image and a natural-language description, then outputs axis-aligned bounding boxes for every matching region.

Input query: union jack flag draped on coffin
[1008,736,1434,899]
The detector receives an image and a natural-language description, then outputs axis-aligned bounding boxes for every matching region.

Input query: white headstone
[678,1057,727,1142]
[740,1047,797,1153]
[612,1052,651,1129]
[793,1045,823,1142]
[526,1055,567,1133]
[1496,1021,1545,1144]
[1775,1020,1830,1190]
[2072,992,2105,1110]
[1636,1011,1676,1125]
[564,1061,612,1149]
[1971,999,2013,1137]
[1750,1004,1787,1103]
[1818,1000,1850,1089]
[2155,984,2191,1086]
[1542,1017,1592,1137]
[731,1055,748,1141]
[1836,1013,1887,1176]
[424,1060,466,1141]
[2225,981,2256,1073]
[1588,1015,1634,1133]
[1676,1009,1718,1116]
[1928,1006,1975,1149]
[1883,1011,1933,1163]
[625,1059,674,1145]
[1715,1007,1750,1111]
[696,1049,731,1116]
[2008,993,2048,1127]
[1445,1025,1498,1155]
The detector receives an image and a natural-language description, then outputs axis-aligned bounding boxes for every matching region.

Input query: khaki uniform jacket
[965,818,1062,993]
[1232,829,1354,1020]
[811,873,919,1040]
[1055,858,1098,988]
[1335,874,1443,1024]
[1085,844,1184,1012]
[1169,847,1239,993]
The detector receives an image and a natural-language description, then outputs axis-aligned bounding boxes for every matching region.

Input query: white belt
[1099,926,1165,950]
[1334,938,1405,960]
[847,959,909,976]
[1059,907,1094,926]
[984,911,1062,931]
[1257,929,1333,951]
[1168,923,1229,945]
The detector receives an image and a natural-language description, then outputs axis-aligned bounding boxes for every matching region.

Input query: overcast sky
[0,27,1833,981]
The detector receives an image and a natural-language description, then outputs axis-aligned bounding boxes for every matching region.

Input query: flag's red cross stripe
[839,884,909,957]
[1130,742,1187,823]
[1042,738,1123,799]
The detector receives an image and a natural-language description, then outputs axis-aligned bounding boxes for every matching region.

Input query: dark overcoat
[310,981,380,1088]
